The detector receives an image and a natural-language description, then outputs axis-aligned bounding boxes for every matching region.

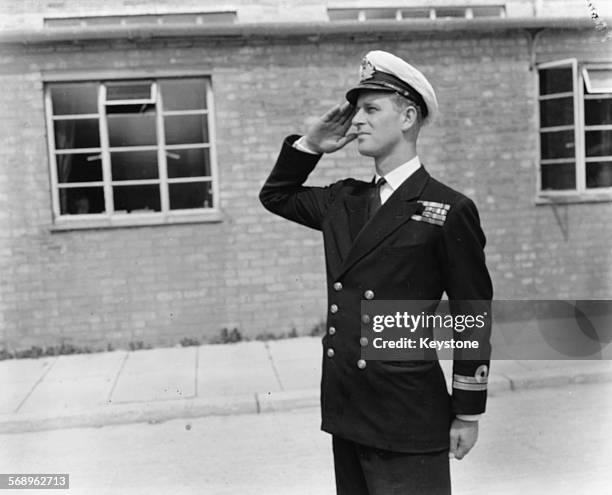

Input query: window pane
[106,82,152,101]
[587,162,612,188]
[59,187,105,214]
[164,115,209,145]
[539,68,573,95]
[362,8,397,20]
[113,185,160,213]
[540,130,575,159]
[107,113,157,147]
[106,103,155,115]
[328,9,359,21]
[584,69,612,93]
[166,148,211,178]
[50,84,98,115]
[400,8,430,19]
[81,16,122,26]
[436,8,466,18]
[539,97,573,127]
[198,12,237,24]
[585,98,612,126]
[111,150,158,181]
[159,14,200,25]
[169,181,212,210]
[541,163,576,190]
[472,6,504,17]
[585,130,612,157]
[45,18,83,28]
[160,79,207,110]
[54,119,100,149]
[56,153,102,183]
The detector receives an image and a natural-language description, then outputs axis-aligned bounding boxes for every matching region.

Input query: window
[45,76,219,227]
[44,12,237,28]
[327,6,505,22]
[537,60,612,198]
[434,8,467,19]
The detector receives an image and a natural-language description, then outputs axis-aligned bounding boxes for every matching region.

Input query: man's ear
[400,105,419,132]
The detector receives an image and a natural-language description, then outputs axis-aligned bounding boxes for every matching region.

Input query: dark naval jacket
[260,136,493,453]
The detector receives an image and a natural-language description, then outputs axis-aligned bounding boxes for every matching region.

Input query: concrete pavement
[1,336,611,434]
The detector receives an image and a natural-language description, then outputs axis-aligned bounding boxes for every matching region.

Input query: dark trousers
[332,436,451,495]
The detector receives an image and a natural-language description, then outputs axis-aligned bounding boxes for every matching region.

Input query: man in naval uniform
[260,50,493,494]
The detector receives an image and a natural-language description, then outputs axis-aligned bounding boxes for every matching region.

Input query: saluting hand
[303,102,358,154]
[449,418,479,460]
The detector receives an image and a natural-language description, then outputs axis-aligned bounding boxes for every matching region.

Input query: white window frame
[582,67,612,94]
[536,59,612,203]
[43,69,222,230]
[327,5,505,21]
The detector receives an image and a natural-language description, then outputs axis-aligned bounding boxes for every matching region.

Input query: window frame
[43,69,222,230]
[43,11,238,28]
[535,59,612,203]
[327,5,506,22]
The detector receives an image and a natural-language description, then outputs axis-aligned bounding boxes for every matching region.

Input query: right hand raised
[303,102,358,154]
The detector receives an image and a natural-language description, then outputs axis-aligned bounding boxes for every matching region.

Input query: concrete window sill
[49,209,224,232]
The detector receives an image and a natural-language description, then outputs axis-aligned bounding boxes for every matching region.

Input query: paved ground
[1,335,611,433]
[1,382,610,494]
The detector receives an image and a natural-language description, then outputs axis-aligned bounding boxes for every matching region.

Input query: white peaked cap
[346,50,439,125]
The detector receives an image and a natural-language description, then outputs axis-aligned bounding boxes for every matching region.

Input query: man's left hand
[449,418,479,460]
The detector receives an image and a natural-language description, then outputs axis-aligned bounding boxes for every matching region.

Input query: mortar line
[14,358,58,413]
[264,341,284,391]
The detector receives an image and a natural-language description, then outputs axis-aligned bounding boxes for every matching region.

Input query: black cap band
[346,70,428,118]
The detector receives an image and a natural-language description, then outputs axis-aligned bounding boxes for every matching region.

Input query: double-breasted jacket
[260,136,493,453]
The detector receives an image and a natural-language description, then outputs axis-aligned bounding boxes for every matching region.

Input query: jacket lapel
[323,184,370,279]
[345,189,371,241]
[337,167,430,278]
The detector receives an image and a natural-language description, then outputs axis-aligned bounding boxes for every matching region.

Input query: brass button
[330,304,338,314]
[361,314,371,324]
[364,290,374,300]
[327,348,335,358]
[357,359,367,369]
[333,282,343,291]
[329,327,336,336]
[359,337,368,347]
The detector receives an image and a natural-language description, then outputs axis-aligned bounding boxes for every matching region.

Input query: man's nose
[352,108,365,126]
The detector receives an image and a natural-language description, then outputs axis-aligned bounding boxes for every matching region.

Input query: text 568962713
[0,474,69,489]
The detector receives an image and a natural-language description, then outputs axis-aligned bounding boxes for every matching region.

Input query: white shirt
[375,155,421,205]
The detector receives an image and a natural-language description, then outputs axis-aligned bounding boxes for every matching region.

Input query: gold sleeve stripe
[453,374,488,384]
[453,381,488,392]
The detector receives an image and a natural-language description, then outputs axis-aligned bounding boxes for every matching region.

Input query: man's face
[351,91,405,158]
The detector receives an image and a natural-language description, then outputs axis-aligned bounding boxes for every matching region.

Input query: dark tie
[367,177,386,220]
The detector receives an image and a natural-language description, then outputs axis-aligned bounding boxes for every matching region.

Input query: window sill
[535,191,612,205]
[49,209,224,232]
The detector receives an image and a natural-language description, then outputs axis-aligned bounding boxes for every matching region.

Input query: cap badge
[359,57,375,82]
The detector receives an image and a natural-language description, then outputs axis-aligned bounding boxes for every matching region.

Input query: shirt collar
[375,155,421,191]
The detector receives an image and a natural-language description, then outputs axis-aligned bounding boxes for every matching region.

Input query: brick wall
[0,27,610,351]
